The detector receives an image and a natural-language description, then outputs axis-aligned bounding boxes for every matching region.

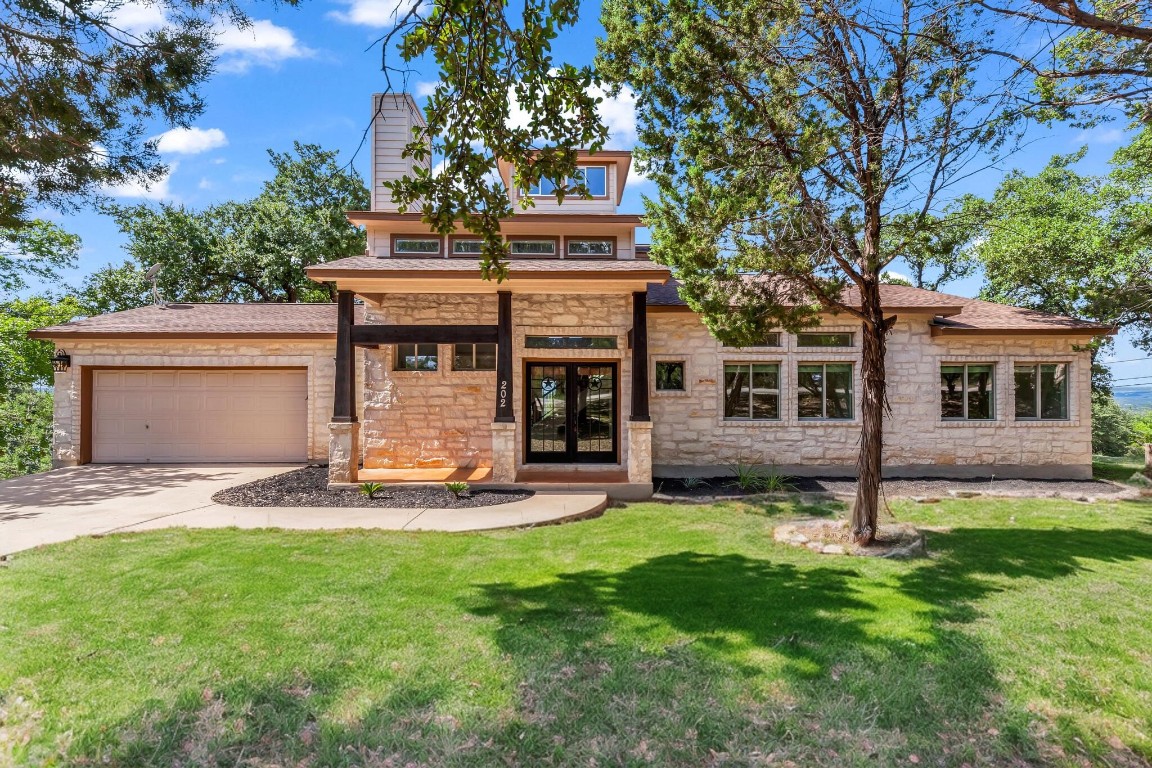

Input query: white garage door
[92,369,308,463]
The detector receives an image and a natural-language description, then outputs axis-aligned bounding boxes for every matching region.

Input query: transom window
[940,364,995,420]
[395,343,438,371]
[655,361,685,391]
[392,238,440,255]
[1015,363,1068,419]
[572,165,608,197]
[797,363,854,419]
[453,343,497,371]
[796,332,854,348]
[723,332,782,348]
[451,238,484,256]
[567,239,614,257]
[724,363,780,419]
[509,239,557,256]
[525,336,617,349]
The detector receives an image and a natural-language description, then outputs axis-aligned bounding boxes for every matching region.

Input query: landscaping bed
[654,474,1130,501]
[212,466,533,508]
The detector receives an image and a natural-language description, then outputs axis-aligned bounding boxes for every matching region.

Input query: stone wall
[361,292,634,470]
[48,339,337,465]
[648,312,1095,479]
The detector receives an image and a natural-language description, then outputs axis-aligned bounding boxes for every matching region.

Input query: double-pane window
[572,166,608,197]
[1015,363,1068,419]
[940,364,995,420]
[723,332,781,348]
[796,332,854,348]
[723,363,780,419]
[395,343,438,371]
[453,343,497,371]
[797,363,854,419]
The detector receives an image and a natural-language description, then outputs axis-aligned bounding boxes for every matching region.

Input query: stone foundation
[328,422,360,485]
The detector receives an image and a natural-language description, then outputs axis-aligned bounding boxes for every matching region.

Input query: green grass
[1094,453,1147,484]
[2,496,1152,767]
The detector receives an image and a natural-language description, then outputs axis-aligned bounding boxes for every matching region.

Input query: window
[395,343,438,371]
[796,332,854,347]
[797,363,854,419]
[655,361,685,391]
[567,238,615,257]
[723,332,782,348]
[1015,363,1068,419]
[453,343,497,371]
[509,239,558,257]
[392,238,440,255]
[940,364,995,420]
[572,165,608,197]
[724,363,780,419]
[525,335,617,349]
[450,238,484,256]
[526,177,557,196]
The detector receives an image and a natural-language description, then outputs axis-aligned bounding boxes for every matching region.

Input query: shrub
[358,481,384,500]
[680,476,709,490]
[445,481,470,499]
[1092,392,1136,457]
[729,461,792,493]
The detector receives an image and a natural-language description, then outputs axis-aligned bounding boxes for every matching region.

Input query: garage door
[92,369,308,463]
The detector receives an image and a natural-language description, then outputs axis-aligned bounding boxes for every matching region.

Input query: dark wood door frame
[524,361,619,464]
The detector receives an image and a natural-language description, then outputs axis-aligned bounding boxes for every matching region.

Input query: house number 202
[499,380,509,408]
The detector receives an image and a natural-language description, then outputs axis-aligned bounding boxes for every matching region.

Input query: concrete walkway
[0,465,608,556]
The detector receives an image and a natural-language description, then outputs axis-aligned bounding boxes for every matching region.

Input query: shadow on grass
[57,525,1152,767]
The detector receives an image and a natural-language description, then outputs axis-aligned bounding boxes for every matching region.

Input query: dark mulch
[654,475,1127,500]
[212,466,534,509]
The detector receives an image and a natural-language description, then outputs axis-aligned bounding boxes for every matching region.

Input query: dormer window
[572,165,607,197]
[527,177,557,196]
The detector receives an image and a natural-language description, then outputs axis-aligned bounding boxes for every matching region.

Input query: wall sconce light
[51,349,71,372]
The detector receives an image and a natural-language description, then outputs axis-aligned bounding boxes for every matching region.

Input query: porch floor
[514,469,630,484]
[358,467,493,483]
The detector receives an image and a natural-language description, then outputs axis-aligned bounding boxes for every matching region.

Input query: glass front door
[526,362,617,463]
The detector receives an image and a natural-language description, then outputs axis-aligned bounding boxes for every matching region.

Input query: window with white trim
[567,239,614,257]
[572,165,608,197]
[509,239,557,256]
[392,238,440,255]
[451,239,484,255]
[940,364,995,420]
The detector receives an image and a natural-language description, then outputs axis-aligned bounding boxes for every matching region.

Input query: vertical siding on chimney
[372,93,429,213]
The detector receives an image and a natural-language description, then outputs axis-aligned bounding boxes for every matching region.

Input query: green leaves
[0,221,82,295]
[77,143,369,308]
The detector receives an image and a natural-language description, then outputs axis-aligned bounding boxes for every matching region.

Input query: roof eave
[929,325,1115,338]
[27,331,336,340]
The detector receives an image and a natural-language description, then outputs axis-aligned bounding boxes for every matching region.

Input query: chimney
[371,93,429,212]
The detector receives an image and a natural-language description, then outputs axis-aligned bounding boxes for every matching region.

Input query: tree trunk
[852,278,893,545]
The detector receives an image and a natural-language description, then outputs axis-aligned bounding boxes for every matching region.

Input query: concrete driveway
[0,465,297,555]
[0,465,608,556]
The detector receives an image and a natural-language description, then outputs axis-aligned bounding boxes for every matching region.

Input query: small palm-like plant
[359,481,384,500]
[445,481,470,499]
[681,476,710,490]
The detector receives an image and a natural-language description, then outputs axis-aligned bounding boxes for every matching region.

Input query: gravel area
[654,475,1128,500]
[212,467,534,509]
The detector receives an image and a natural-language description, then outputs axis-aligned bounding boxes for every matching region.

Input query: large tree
[593,0,1012,542]
[78,143,369,309]
[970,140,1152,351]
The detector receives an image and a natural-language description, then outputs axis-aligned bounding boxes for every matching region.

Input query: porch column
[492,290,516,482]
[329,290,359,486]
[630,291,650,421]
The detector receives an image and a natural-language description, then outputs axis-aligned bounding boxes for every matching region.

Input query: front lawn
[2,496,1151,766]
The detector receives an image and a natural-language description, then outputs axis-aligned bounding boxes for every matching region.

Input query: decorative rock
[910,496,941,504]
[1128,472,1152,489]
[948,490,982,499]
[821,544,846,555]
[806,541,824,552]
[790,534,810,545]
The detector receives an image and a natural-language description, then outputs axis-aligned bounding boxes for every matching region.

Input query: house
[31,94,1113,496]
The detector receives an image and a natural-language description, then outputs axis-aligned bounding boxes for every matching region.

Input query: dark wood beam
[350,325,498,346]
[631,291,650,421]
[333,290,356,423]
[495,291,514,422]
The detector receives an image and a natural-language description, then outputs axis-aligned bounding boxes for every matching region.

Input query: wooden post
[333,290,356,423]
[495,291,514,423]
[631,291,650,421]
[1145,443,1152,474]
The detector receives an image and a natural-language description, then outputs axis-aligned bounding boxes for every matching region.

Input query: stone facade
[648,312,1094,479]
[359,292,635,473]
[48,339,337,466]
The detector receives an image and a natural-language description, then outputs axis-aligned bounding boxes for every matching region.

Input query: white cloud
[327,0,426,27]
[414,80,439,98]
[103,163,177,201]
[105,0,167,33]
[198,177,213,190]
[153,127,228,155]
[215,20,314,73]
[1074,127,1125,146]
[591,85,638,150]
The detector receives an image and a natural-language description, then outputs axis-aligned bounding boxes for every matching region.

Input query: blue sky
[36,0,1152,384]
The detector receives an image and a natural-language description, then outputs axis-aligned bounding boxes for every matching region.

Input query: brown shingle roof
[28,303,362,339]
[645,281,1113,335]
